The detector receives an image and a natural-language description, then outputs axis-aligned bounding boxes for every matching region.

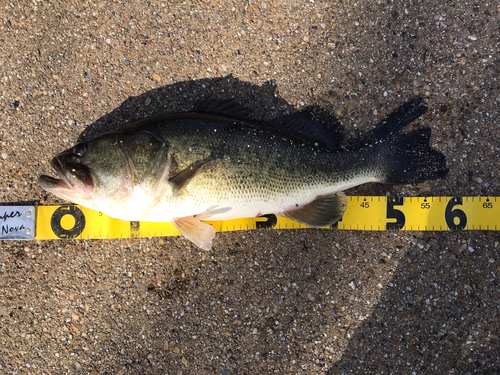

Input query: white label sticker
[0,206,35,240]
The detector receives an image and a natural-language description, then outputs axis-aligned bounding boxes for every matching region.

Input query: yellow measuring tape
[32,196,498,240]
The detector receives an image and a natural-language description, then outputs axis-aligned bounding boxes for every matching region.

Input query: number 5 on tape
[338,196,498,231]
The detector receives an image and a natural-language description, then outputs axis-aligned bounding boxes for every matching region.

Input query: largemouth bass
[39,97,448,249]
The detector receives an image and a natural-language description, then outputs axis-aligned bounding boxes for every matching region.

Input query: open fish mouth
[38,158,74,190]
[38,158,93,195]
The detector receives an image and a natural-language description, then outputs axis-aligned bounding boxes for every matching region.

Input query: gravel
[0,0,498,373]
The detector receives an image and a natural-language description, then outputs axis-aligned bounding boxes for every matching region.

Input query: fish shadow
[77,75,295,142]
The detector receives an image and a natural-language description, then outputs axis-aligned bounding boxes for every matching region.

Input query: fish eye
[73,143,88,157]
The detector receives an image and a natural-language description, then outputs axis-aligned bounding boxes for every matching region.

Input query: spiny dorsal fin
[195,97,343,152]
[269,106,343,151]
[282,191,347,227]
[194,96,252,119]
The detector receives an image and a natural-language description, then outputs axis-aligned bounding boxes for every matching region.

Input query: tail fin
[382,128,448,183]
[365,97,428,145]
[366,98,448,184]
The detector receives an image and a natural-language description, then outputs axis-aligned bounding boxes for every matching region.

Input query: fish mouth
[38,158,73,191]
[38,158,94,197]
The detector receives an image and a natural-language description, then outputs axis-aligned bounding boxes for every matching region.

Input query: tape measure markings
[0,196,497,240]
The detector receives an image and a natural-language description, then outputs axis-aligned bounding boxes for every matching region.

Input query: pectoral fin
[282,192,347,227]
[169,159,220,196]
[173,210,216,250]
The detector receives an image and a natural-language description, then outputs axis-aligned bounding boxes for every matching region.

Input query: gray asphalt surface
[0,1,498,374]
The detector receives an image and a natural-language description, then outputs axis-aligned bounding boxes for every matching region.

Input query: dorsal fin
[268,106,343,151]
[194,97,343,152]
[194,96,252,119]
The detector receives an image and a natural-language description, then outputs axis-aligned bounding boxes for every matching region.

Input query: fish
[38,97,448,249]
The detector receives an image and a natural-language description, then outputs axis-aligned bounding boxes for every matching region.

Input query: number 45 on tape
[339,196,498,231]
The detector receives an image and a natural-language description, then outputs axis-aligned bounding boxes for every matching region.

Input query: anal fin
[173,210,216,250]
[282,192,347,227]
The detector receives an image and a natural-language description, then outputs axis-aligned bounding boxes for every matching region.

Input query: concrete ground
[0,0,498,373]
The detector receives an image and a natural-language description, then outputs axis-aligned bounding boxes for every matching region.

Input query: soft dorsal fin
[268,106,343,151]
[194,96,252,119]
